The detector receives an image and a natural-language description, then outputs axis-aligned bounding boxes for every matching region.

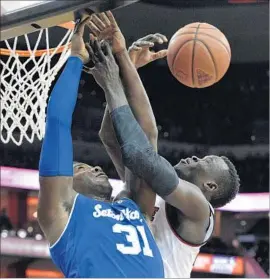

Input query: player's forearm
[99,47,159,179]
[99,107,155,213]
[39,56,83,176]
[102,77,128,113]
[115,50,158,146]
[99,105,114,145]
[99,105,125,181]
[110,105,179,198]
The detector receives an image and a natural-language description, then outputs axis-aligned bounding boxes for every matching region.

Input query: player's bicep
[165,179,210,221]
[38,177,76,232]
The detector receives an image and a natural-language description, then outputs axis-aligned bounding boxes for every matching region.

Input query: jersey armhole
[50,193,79,249]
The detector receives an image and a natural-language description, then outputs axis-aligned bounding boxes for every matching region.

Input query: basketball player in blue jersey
[87,12,240,277]
[37,16,164,278]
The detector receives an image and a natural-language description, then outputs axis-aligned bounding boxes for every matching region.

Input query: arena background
[0,0,269,277]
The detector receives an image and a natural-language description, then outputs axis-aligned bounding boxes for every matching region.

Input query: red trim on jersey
[164,203,207,247]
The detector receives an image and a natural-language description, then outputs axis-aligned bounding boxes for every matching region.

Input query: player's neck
[86,194,111,202]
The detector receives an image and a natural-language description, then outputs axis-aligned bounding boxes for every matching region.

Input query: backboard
[0,0,138,41]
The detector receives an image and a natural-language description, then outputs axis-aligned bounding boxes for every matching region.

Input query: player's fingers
[89,37,97,52]
[99,12,111,27]
[105,11,118,27]
[141,34,167,44]
[89,33,97,42]
[100,40,108,56]
[102,41,113,58]
[129,45,142,52]
[134,41,154,48]
[87,21,101,37]
[85,43,98,64]
[151,35,164,44]
[154,33,168,43]
[139,34,159,43]
[74,16,91,36]
[85,43,93,56]
[91,14,106,30]
[151,49,168,60]
[93,39,106,62]
[83,65,93,74]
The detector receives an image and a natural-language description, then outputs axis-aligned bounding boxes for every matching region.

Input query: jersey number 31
[112,224,153,257]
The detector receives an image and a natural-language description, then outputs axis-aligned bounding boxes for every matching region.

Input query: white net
[0,24,74,145]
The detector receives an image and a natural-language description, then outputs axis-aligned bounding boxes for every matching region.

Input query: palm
[129,48,153,68]
[128,33,168,69]
[88,12,126,54]
[98,27,125,54]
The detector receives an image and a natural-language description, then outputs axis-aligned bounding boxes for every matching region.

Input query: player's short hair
[210,156,240,208]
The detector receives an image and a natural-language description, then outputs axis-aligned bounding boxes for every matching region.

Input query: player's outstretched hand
[129,33,168,69]
[87,11,126,54]
[85,39,121,90]
[71,15,91,64]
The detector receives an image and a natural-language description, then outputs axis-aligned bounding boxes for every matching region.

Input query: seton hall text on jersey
[93,204,141,221]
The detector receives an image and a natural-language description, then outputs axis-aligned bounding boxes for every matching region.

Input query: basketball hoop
[0,21,75,146]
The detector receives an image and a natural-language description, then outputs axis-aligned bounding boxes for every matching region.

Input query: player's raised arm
[88,40,210,222]
[85,12,168,215]
[37,17,90,245]
[85,13,165,171]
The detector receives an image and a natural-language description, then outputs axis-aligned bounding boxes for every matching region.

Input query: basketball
[167,22,231,88]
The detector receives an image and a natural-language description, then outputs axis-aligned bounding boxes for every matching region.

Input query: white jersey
[152,196,214,278]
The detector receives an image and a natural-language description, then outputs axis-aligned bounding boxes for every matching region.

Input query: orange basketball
[167,23,231,88]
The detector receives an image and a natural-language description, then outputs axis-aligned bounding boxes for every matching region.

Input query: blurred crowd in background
[1,63,268,193]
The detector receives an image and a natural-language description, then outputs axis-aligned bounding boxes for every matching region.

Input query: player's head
[174,155,240,208]
[73,162,112,200]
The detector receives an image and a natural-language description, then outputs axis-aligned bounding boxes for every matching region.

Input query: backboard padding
[0,0,138,41]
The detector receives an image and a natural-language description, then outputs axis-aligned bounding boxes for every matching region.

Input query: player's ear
[203,181,218,192]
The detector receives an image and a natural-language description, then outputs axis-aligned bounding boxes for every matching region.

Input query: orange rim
[0,21,75,57]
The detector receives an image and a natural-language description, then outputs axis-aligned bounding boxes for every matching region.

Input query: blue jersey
[50,194,164,278]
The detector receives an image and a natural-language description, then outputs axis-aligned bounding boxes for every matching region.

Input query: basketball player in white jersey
[87,12,240,278]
